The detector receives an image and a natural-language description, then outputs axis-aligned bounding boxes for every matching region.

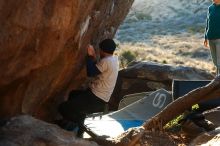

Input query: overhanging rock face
[0,0,134,121]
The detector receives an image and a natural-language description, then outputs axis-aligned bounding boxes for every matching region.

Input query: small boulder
[110,61,214,110]
[0,115,98,146]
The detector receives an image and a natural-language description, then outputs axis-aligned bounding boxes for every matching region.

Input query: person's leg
[74,90,106,137]
[58,89,106,136]
[57,90,91,131]
[0,118,8,127]
[215,39,220,75]
[68,90,85,101]
[79,90,106,114]
[209,40,217,67]
[58,89,106,121]
[58,90,90,122]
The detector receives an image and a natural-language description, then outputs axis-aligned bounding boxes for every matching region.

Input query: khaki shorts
[209,39,220,67]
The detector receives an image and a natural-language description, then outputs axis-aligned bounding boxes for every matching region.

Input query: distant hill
[116,0,211,43]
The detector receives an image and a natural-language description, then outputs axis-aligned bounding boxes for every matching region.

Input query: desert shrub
[164,114,183,131]
[162,60,167,64]
[120,50,137,68]
[134,12,152,20]
[187,26,205,34]
[165,104,199,131]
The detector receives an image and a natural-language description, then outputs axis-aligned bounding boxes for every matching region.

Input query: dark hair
[99,39,116,54]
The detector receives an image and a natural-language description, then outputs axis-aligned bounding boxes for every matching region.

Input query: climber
[56,39,119,136]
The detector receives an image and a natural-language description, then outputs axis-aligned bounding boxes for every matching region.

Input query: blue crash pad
[83,89,172,137]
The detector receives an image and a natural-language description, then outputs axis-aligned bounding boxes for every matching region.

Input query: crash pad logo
[152,92,167,108]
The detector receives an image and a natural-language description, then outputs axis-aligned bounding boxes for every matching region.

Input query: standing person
[204,0,220,75]
[57,39,119,136]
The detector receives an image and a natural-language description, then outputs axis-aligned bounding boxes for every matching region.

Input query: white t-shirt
[89,55,119,102]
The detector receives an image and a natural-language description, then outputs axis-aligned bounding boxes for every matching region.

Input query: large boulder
[0,115,98,146]
[189,108,220,145]
[189,128,220,146]
[0,0,134,121]
[110,61,214,109]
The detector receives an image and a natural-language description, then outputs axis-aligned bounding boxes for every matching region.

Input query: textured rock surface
[189,128,220,146]
[0,115,98,146]
[204,107,220,127]
[0,0,134,121]
[110,61,214,109]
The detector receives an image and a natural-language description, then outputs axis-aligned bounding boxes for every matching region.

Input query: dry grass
[116,33,216,74]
